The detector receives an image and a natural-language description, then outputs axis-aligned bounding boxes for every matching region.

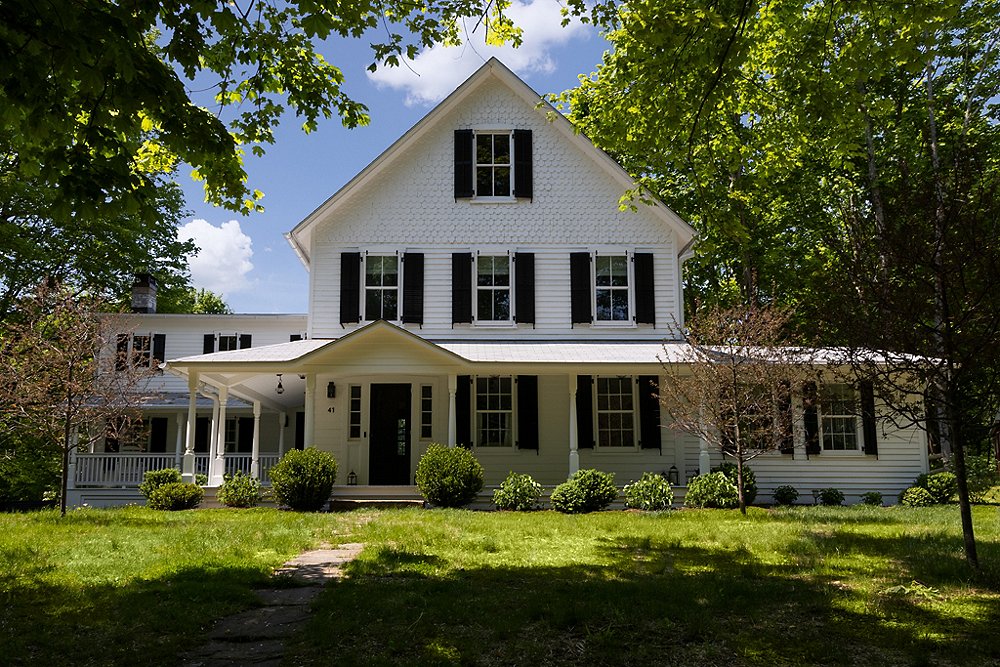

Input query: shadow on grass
[288,535,1000,667]
[0,563,276,667]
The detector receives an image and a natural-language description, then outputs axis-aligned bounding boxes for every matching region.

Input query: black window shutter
[777,380,794,454]
[289,334,302,342]
[513,129,533,199]
[570,252,592,324]
[115,334,129,371]
[152,334,166,366]
[149,417,168,453]
[803,382,820,456]
[514,252,535,324]
[203,334,215,354]
[454,130,474,198]
[517,375,539,450]
[402,252,424,324]
[238,417,254,453]
[452,253,472,324]
[860,381,878,457]
[576,375,594,449]
[456,375,472,447]
[239,334,252,349]
[634,253,655,325]
[638,375,661,450]
[340,252,361,324]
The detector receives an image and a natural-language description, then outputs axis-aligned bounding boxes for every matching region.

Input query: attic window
[454,129,532,200]
[476,132,512,197]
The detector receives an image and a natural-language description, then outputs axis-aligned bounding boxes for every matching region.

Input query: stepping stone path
[182,543,364,667]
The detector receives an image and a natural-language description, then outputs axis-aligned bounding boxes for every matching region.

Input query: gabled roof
[285,57,697,267]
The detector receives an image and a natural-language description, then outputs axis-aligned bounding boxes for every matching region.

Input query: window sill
[469,197,518,205]
[818,450,868,457]
[473,446,517,453]
[589,321,638,329]
[587,447,641,453]
[473,321,517,329]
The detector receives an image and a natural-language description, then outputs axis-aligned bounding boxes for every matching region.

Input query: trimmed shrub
[900,486,935,507]
[493,471,542,511]
[859,491,883,506]
[416,444,484,508]
[819,487,845,506]
[623,473,674,511]
[550,469,618,514]
[772,485,799,506]
[147,482,203,510]
[195,474,208,487]
[715,462,757,505]
[139,468,182,500]
[217,471,262,508]
[684,472,739,509]
[269,448,338,511]
[924,472,958,504]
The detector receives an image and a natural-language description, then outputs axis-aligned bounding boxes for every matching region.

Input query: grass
[1,505,998,666]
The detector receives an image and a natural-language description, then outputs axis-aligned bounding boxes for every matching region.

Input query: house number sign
[397,419,407,456]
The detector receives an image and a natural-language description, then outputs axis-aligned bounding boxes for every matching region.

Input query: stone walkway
[182,543,364,667]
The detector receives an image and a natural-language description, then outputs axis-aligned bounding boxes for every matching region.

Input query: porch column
[174,412,185,469]
[304,374,315,448]
[568,373,579,476]
[182,373,199,483]
[250,401,261,478]
[278,411,287,456]
[210,387,228,486]
[447,374,457,446]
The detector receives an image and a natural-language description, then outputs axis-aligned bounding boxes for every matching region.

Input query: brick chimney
[131,274,157,313]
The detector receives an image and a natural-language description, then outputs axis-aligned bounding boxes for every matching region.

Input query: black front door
[369,384,411,485]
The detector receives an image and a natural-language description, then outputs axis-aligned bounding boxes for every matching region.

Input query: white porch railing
[75,453,281,487]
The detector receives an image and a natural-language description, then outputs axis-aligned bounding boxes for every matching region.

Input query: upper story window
[203,333,251,354]
[820,384,859,451]
[475,376,514,447]
[594,255,630,322]
[116,333,165,371]
[364,254,399,321]
[476,132,512,197]
[595,376,637,447]
[476,254,512,322]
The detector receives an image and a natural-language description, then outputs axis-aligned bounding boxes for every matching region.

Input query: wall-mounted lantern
[327,381,336,399]
[347,470,357,486]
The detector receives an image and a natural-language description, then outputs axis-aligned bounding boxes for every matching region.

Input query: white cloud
[178,219,254,296]
[367,0,592,105]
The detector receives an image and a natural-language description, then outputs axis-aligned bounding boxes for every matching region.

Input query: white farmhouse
[69,59,929,507]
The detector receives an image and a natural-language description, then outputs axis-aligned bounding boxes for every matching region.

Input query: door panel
[369,384,411,485]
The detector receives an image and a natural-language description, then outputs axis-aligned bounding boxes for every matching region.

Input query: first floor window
[475,132,512,197]
[476,254,511,321]
[595,255,630,321]
[820,384,859,451]
[596,376,635,447]
[475,376,513,447]
[365,254,399,320]
[348,385,362,439]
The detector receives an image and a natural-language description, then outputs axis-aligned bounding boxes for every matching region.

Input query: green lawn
[2,506,998,666]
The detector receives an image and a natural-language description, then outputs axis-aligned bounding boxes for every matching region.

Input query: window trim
[593,375,639,450]
[818,383,863,454]
[362,252,402,323]
[473,130,516,201]
[473,252,515,326]
[472,375,517,449]
[348,384,363,440]
[591,252,637,327]
[419,384,433,440]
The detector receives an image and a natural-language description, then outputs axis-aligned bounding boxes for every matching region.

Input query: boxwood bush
[772,485,799,506]
[923,472,958,504]
[819,487,845,506]
[217,471,262,508]
[684,472,739,509]
[715,462,757,505]
[415,444,484,508]
[147,482,203,510]
[900,486,935,507]
[138,468,182,500]
[859,491,883,506]
[493,471,542,511]
[269,448,338,511]
[550,469,617,514]
[623,472,674,511]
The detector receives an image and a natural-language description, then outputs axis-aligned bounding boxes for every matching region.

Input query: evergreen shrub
[859,491,883,506]
[493,471,542,511]
[269,448,338,511]
[623,472,674,511]
[772,485,799,506]
[415,444,484,508]
[819,487,845,506]
[139,468,182,500]
[684,472,739,509]
[147,482,203,510]
[923,472,958,504]
[550,469,617,513]
[217,471,261,508]
[900,486,935,507]
[715,462,757,504]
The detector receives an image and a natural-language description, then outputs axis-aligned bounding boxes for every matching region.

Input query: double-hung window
[476,254,512,322]
[475,376,513,447]
[594,254,630,322]
[820,384,860,451]
[116,332,164,371]
[365,254,399,320]
[595,376,636,447]
[218,334,239,352]
[475,132,512,197]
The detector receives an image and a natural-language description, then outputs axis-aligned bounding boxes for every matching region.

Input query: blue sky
[177,1,610,313]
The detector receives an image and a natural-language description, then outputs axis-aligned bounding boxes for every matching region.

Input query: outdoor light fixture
[327,381,336,398]
[275,374,284,395]
[347,470,357,485]
[667,465,679,485]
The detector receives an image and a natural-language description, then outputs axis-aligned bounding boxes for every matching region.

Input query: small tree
[0,283,153,515]
[659,305,817,514]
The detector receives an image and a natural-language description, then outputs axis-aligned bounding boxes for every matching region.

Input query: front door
[369,384,411,485]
